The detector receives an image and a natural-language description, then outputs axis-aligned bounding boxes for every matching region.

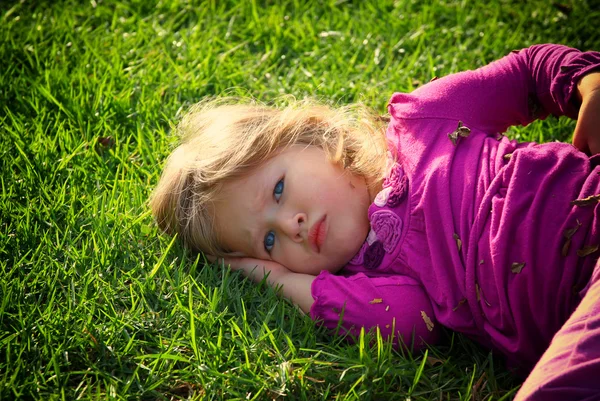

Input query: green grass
[1,0,599,399]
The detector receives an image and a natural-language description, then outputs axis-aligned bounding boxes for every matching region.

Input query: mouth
[308,215,328,253]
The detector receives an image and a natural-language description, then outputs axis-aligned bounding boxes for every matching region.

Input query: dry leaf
[385,324,390,329]
[503,153,512,160]
[453,233,462,252]
[452,298,467,312]
[511,262,525,274]
[421,311,435,332]
[369,298,383,304]
[303,376,325,383]
[447,121,470,146]
[448,131,458,146]
[563,220,582,239]
[97,136,115,147]
[385,305,390,312]
[577,245,599,257]
[479,259,484,265]
[427,356,445,366]
[562,238,571,257]
[476,284,481,301]
[457,126,471,138]
[571,194,600,206]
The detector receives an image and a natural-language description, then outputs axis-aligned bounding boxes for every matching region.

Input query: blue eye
[273,178,284,202]
[264,231,275,253]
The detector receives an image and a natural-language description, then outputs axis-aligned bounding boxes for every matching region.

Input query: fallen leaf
[453,233,462,252]
[503,153,512,160]
[303,376,325,383]
[457,126,471,138]
[97,136,115,149]
[563,221,582,239]
[421,311,434,332]
[553,2,572,15]
[427,356,445,366]
[448,131,458,146]
[385,305,390,312]
[562,238,571,257]
[369,298,383,304]
[452,298,467,312]
[571,194,600,206]
[577,245,599,257]
[511,262,525,274]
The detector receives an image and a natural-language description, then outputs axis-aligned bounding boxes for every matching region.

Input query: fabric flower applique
[370,210,402,253]
[374,187,393,207]
[349,230,378,265]
[387,175,408,207]
[364,241,385,270]
[383,162,404,189]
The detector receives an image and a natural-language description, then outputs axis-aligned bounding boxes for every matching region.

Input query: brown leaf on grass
[302,375,325,383]
[369,298,383,304]
[421,311,435,332]
[472,372,488,401]
[577,245,599,257]
[553,2,572,15]
[511,262,525,274]
[453,233,462,252]
[571,194,600,206]
[97,136,115,149]
[426,356,445,366]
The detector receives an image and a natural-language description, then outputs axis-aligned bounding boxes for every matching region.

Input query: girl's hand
[212,254,292,285]
[206,254,316,313]
[573,72,600,155]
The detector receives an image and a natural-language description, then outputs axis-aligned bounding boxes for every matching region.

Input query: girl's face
[213,145,371,275]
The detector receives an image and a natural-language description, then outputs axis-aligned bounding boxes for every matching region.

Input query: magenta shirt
[310,44,600,373]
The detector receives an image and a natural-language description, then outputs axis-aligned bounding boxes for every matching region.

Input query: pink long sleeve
[310,271,439,350]
[389,44,600,135]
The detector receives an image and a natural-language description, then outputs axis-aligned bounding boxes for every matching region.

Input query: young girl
[151,44,600,400]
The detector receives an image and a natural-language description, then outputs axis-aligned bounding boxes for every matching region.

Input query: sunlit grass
[1,0,598,399]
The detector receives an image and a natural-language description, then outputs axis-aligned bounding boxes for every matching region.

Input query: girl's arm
[390,44,600,140]
[221,256,439,350]
[573,72,600,154]
[218,256,315,313]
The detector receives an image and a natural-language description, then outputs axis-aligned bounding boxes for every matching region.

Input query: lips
[308,215,327,253]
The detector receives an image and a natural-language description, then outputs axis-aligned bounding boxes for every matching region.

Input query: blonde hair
[150,97,390,256]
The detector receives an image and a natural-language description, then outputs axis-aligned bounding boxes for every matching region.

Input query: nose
[277,211,307,242]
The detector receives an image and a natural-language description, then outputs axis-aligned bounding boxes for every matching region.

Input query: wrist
[576,71,600,104]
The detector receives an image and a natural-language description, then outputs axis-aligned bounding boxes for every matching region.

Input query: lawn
[1,0,599,399]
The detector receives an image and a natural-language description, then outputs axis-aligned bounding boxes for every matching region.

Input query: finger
[204,253,217,263]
